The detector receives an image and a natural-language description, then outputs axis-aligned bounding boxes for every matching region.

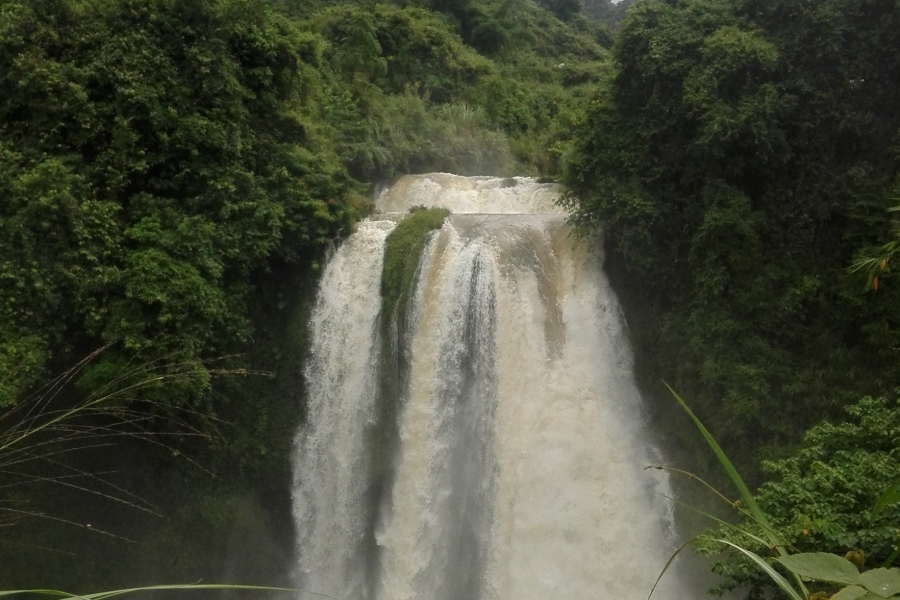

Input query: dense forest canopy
[563,0,900,464]
[0,0,361,408]
[560,1,900,595]
[0,0,608,411]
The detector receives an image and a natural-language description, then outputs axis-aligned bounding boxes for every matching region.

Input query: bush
[697,395,900,599]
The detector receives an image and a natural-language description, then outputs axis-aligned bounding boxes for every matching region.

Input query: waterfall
[294,174,693,600]
[293,220,396,600]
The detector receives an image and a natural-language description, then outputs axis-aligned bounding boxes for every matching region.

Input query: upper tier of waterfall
[376,173,566,215]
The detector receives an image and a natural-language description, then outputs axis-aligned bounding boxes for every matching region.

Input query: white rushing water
[294,173,693,600]
[293,220,396,600]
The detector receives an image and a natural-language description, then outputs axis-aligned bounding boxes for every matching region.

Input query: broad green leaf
[776,553,861,586]
[860,568,900,598]
[716,540,805,600]
[831,586,872,600]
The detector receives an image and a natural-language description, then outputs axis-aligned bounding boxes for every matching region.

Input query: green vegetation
[695,395,900,599]
[660,389,900,600]
[297,1,609,180]
[658,387,811,599]
[305,4,514,179]
[0,0,607,410]
[0,0,345,586]
[0,264,315,591]
[365,206,449,577]
[0,0,360,409]
[0,0,608,409]
[562,0,900,595]
[0,0,604,588]
[0,584,305,599]
[381,207,450,321]
[6,0,900,593]
[562,0,900,475]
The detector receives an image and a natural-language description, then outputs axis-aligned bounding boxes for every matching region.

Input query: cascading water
[294,174,694,600]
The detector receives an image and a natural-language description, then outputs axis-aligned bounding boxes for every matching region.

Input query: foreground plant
[0,346,256,538]
[850,204,900,291]
[654,387,900,600]
[0,584,340,599]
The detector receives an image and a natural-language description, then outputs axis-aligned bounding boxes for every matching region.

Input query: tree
[0,0,358,407]
[539,0,584,22]
[562,0,900,465]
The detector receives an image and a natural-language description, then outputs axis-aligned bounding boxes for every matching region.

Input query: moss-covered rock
[381,207,451,323]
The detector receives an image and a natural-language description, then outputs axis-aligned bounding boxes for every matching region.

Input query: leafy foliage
[315,4,495,99]
[0,0,609,590]
[0,0,360,406]
[562,0,900,467]
[583,0,634,31]
[850,205,900,291]
[304,1,608,182]
[695,396,900,599]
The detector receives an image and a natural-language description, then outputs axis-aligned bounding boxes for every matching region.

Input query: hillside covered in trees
[562,0,900,596]
[2,0,900,595]
[0,0,611,589]
[564,0,900,464]
[0,0,611,414]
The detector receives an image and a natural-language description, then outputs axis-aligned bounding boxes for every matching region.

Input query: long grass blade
[668,385,809,596]
[0,508,135,543]
[881,545,900,569]
[84,585,340,600]
[0,591,82,598]
[716,540,804,600]
[665,495,782,551]
[648,539,694,599]
[646,465,738,509]
[0,586,343,600]
[665,385,772,534]
[649,465,796,545]
[871,478,900,525]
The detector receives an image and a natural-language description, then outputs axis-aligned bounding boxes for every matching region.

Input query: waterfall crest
[294,174,691,600]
